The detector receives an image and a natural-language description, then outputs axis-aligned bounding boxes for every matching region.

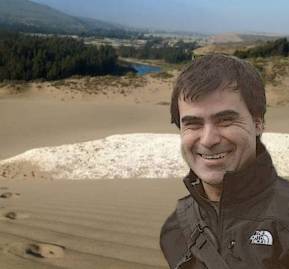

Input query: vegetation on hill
[0,30,132,81]
[233,38,289,87]
[249,56,289,85]
[234,38,289,58]
[0,0,86,34]
[118,39,198,64]
[0,0,142,38]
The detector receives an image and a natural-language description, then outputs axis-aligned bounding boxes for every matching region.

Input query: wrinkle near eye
[231,117,256,134]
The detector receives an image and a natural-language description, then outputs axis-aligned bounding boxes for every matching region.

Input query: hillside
[0,0,126,35]
[207,32,283,44]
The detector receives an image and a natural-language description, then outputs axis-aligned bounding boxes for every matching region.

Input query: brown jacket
[160,143,289,269]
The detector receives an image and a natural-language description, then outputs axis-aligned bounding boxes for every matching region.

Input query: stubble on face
[178,88,263,196]
[181,143,227,186]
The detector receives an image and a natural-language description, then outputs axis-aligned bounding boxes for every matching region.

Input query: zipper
[217,191,224,254]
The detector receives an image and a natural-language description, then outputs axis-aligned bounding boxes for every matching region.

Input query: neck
[202,181,223,202]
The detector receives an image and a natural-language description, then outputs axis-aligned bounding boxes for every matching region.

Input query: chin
[196,170,225,186]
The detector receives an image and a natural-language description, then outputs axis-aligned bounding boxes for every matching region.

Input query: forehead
[178,88,248,116]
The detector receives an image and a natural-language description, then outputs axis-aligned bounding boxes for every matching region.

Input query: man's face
[179,87,263,186]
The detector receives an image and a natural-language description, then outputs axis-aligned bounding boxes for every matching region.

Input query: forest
[0,30,124,81]
[118,38,197,63]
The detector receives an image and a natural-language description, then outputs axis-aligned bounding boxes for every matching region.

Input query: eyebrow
[212,110,240,120]
[181,110,240,124]
[181,115,203,124]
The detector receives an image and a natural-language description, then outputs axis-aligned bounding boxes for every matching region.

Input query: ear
[254,118,264,136]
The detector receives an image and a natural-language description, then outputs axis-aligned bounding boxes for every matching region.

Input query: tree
[0,31,121,81]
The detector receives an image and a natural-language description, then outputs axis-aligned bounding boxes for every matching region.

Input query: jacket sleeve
[160,209,188,269]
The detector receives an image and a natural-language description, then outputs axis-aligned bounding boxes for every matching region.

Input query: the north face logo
[249,230,273,246]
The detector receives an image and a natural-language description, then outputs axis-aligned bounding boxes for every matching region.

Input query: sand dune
[0,179,186,269]
[1,74,289,161]
[1,75,289,268]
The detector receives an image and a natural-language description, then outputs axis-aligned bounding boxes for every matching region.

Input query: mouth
[198,151,232,160]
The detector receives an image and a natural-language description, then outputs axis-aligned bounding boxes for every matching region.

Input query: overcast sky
[32,0,289,34]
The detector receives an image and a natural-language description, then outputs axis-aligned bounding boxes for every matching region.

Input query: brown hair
[171,54,266,128]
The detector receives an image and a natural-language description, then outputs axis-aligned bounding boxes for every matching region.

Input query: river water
[131,63,161,75]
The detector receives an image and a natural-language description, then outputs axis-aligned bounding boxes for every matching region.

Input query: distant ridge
[0,0,127,34]
[207,32,284,44]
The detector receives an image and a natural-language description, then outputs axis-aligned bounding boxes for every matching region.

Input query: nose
[199,124,221,148]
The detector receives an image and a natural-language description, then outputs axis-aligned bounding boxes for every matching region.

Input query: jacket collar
[183,142,277,206]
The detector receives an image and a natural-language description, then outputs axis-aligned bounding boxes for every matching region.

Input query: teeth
[200,152,227,160]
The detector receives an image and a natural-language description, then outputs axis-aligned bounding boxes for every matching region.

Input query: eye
[183,122,203,130]
[217,117,234,127]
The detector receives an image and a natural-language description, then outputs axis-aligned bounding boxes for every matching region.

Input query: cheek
[222,127,256,156]
[181,131,198,149]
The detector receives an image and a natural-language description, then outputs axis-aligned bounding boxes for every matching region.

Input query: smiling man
[160,54,289,269]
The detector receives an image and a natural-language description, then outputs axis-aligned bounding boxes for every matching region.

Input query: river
[131,63,161,76]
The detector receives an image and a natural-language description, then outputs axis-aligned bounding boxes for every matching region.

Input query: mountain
[0,0,127,35]
[78,17,124,32]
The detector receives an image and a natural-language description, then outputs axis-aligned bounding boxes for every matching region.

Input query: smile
[198,152,230,160]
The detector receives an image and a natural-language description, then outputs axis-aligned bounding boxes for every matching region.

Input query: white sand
[0,132,288,180]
